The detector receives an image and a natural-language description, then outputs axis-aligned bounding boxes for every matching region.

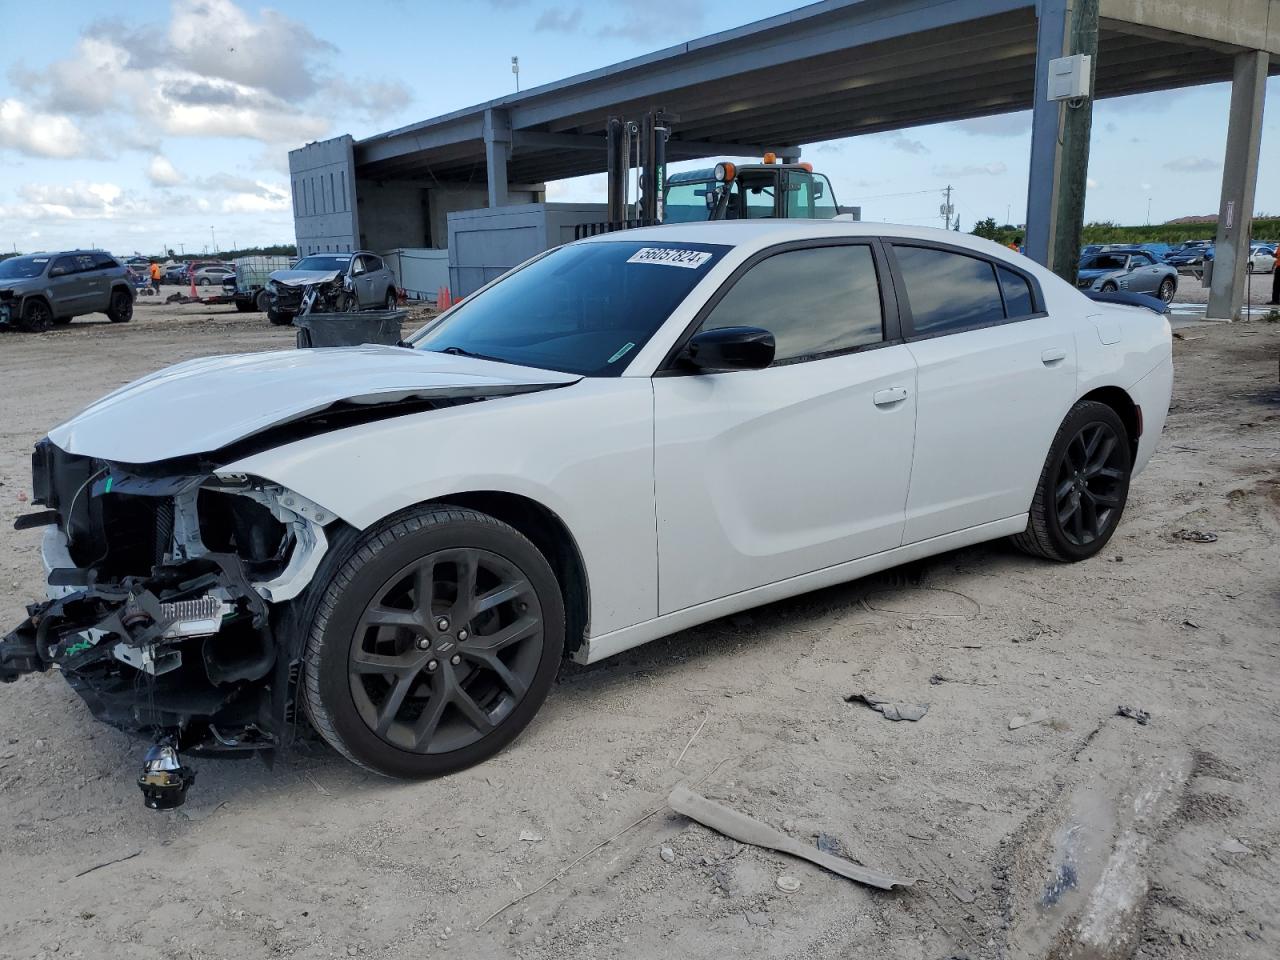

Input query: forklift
[601,111,844,228]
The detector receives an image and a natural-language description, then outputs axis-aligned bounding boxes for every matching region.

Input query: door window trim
[884,239,1047,342]
[657,237,902,375]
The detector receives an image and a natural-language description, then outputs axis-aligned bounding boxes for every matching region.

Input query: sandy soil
[0,300,1277,960]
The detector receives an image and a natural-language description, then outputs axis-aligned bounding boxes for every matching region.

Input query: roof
[347,0,1280,185]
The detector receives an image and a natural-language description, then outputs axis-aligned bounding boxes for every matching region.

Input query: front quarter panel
[225,378,658,637]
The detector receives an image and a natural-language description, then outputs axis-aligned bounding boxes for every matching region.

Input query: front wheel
[303,506,565,778]
[1100,281,1118,293]
[1012,400,1132,562]
[19,299,53,332]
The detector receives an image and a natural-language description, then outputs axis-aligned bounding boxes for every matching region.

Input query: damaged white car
[1,222,1172,807]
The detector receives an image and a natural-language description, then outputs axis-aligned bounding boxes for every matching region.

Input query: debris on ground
[1174,529,1218,543]
[1009,709,1052,731]
[660,846,675,863]
[519,830,544,842]
[667,785,913,890]
[775,875,801,893]
[844,692,929,722]
[1116,705,1151,725]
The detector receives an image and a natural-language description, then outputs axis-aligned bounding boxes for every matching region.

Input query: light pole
[1146,197,1152,226]
[511,56,520,92]
[210,226,216,253]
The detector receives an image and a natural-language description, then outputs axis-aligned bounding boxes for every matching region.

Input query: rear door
[886,242,1076,543]
[85,253,117,310]
[653,240,918,614]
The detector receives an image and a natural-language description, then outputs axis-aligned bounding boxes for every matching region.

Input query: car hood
[47,346,581,464]
[0,277,41,294]
[1076,268,1112,281]
[270,269,344,287]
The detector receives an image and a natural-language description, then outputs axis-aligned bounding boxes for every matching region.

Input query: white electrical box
[1047,53,1092,101]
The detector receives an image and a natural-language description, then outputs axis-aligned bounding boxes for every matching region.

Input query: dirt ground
[0,299,1277,960]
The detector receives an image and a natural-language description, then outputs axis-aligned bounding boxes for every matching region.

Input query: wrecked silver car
[265,251,398,326]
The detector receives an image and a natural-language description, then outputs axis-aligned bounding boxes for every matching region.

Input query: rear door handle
[1041,347,1067,365]
[873,386,909,407]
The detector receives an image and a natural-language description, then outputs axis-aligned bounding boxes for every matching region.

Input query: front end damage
[1,440,332,799]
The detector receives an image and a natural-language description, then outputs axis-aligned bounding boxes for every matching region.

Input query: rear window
[893,246,1005,335]
[412,240,727,376]
[998,266,1035,317]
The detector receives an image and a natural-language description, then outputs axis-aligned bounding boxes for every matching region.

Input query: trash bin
[294,310,407,348]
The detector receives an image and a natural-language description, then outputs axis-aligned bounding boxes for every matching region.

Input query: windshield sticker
[608,341,636,364]
[626,247,713,269]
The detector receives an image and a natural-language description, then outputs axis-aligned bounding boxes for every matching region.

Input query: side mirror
[813,181,825,199]
[679,326,775,372]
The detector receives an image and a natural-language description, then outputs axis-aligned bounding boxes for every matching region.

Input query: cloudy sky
[2,0,1278,256]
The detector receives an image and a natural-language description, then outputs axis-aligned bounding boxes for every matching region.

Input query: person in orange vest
[1269,245,1280,305]
[148,261,162,295]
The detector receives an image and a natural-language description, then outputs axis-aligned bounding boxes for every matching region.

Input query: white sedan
[2,222,1172,792]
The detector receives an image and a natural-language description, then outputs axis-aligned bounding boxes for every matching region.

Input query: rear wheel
[234,300,255,313]
[106,288,133,323]
[19,299,53,332]
[385,289,398,310]
[1012,400,1132,562]
[1157,277,1176,302]
[255,289,270,313]
[199,277,210,286]
[303,506,565,779]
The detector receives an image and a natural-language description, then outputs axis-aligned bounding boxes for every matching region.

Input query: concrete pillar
[1024,0,1069,266]
[1207,51,1268,321]
[484,108,511,208]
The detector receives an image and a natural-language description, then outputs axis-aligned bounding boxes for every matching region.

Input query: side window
[998,266,1035,318]
[351,255,368,275]
[893,246,1005,336]
[700,245,884,364]
[91,253,118,270]
[810,174,838,217]
[364,255,384,272]
[1134,252,1154,266]
[49,256,76,277]
[74,255,97,273]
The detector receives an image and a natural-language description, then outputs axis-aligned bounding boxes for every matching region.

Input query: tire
[1012,400,1132,562]
[235,301,255,313]
[1157,277,1176,303]
[1100,281,1118,293]
[18,298,53,332]
[303,505,565,779]
[385,289,398,310]
[198,277,210,286]
[267,308,293,326]
[255,289,270,313]
[106,288,133,323]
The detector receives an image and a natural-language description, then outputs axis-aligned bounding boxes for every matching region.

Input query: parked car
[266,251,397,326]
[1076,250,1178,301]
[192,264,235,286]
[1166,241,1213,270]
[162,264,189,284]
[0,250,135,332]
[0,222,1173,801]
[1247,243,1276,273]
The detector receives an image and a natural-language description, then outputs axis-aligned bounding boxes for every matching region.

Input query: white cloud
[147,154,184,186]
[1087,177,1099,188]
[1164,156,1219,173]
[0,99,91,159]
[221,190,290,214]
[932,161,1008,178]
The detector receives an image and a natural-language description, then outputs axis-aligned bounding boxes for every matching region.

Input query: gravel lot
[1,300,1277,960]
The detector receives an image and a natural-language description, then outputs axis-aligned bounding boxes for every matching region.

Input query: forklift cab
[663,157,840,222]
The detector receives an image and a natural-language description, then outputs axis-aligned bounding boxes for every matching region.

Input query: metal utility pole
[511,56,520,92]
[940,185,954,230]
[1049,0,1099,284]
[210,226,217,253]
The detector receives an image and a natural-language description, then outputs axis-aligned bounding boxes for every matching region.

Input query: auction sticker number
[626,247,712,269]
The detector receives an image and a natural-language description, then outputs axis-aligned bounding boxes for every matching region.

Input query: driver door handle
[873,386,909,407]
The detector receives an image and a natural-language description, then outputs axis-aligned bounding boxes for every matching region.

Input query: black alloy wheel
[304,506,565,778]
[1053,421,1127,547]
[20,299,53,332]
[107,288,133,323]
[1012,400,1132,562]
[349,547,544,754]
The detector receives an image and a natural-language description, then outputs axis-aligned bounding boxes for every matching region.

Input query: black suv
[0,250,135,332]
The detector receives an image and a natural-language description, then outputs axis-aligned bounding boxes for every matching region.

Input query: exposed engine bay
[0,441,332,775]
[269,270,353,316]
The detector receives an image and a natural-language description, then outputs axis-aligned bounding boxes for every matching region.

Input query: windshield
[0,256,49,280]
[1080,254,1127,271]
[293,255,350,272]
[411,240,728,376]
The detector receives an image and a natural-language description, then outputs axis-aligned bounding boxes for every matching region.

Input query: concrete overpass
[290,0,1279,319]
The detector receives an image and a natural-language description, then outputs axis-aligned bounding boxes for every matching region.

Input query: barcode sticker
[626,247,712,269]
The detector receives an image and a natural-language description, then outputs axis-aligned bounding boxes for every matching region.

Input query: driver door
[652,240,917,615]
[350,254,375,307]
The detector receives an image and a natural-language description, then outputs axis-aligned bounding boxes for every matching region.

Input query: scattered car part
[137,741,196,809]
[844,691,930,721]
[667,784,914,890]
